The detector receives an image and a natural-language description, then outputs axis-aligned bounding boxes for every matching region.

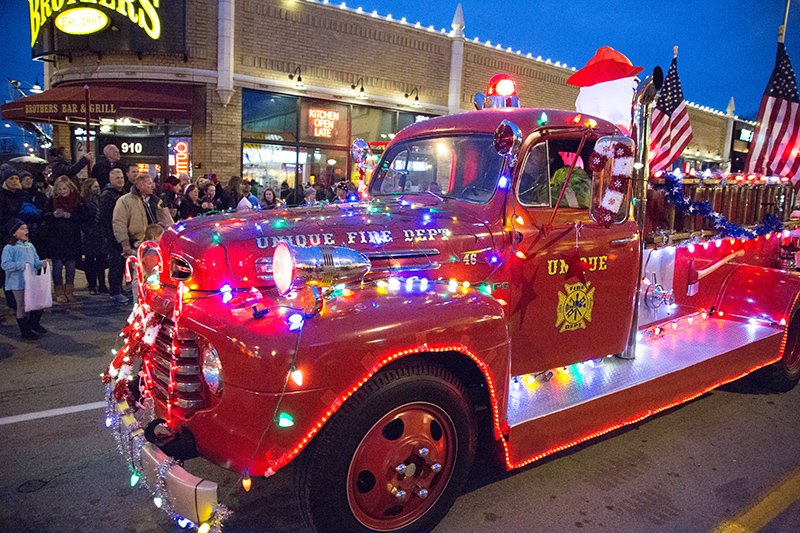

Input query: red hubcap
[346,402,457,531]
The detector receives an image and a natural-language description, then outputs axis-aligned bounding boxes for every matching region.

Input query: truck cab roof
[392,108,621,144]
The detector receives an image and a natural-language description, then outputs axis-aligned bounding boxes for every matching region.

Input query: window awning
[1,82,193,124]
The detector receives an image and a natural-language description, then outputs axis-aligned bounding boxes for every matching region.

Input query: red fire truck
[105,72,800,532]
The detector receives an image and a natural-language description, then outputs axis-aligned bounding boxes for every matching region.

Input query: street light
[30,73,44,93]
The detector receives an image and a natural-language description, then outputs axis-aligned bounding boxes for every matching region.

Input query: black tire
[755,318,800,392]
[295,361,476,533]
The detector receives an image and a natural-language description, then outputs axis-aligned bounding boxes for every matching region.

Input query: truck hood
[160,195,503,292]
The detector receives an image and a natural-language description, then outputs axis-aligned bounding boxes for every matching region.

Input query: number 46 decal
[462,248,490,266]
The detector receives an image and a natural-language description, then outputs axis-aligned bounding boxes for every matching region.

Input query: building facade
[4,0,749,190]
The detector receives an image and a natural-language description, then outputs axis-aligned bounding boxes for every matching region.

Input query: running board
[504,318,784,468]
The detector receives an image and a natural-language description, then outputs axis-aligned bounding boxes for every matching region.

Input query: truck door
[507,135,640,376]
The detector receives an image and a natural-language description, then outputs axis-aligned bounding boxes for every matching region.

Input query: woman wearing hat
[1,218,48,340]
[0,164,26,313]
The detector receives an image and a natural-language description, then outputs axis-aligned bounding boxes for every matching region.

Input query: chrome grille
[148,315,204,416]
[255,256,273,282]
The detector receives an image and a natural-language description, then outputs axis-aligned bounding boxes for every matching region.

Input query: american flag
[650,57,693,172]
[744,42,800,181]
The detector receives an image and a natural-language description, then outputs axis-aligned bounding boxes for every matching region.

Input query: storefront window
[242,90,298,143]
[300,146,348,189]
[242,89,438,198]
[243,143,299,196]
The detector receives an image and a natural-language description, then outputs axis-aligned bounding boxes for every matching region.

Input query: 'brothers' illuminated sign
[29,0,184,60]
[30,0,161,46]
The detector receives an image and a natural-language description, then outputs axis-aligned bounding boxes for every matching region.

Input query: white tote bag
[24,262,54,312]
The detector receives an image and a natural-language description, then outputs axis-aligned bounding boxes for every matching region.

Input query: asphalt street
[1,277,800,532]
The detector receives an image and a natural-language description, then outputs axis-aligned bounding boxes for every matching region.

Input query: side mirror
[351,138,371,164]
[493,120,522,166]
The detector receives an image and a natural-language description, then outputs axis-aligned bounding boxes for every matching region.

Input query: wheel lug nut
[418,447,429,457]
[431,462,442,473]
[395,464,406,474]
[417,488,429,499]
[394,489,407,501]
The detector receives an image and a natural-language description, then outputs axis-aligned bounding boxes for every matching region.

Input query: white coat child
[1,218,48,339]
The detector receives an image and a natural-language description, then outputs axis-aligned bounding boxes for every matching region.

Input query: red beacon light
[474,74,520,110]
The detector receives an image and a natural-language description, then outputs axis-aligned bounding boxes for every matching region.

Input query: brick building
[4,1,752,189]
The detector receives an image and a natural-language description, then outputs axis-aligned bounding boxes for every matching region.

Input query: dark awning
[1,82,193,124]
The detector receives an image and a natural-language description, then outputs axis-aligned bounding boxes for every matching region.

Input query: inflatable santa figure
[567,47,644,134]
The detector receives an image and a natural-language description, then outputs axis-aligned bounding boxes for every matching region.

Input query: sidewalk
[0,270,132,361]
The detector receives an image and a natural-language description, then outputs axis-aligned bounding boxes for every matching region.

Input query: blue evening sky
[2,1,799,119]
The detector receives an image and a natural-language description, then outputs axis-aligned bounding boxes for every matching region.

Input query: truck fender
[255,286,512,475]
[716,265,800,330]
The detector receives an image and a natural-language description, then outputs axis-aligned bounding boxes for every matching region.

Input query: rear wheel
[295,362,476,532]
[755,318,800,392]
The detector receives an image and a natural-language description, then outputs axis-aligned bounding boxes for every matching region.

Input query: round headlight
[201,343,223,395]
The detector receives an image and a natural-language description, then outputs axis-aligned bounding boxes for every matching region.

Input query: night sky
[2,1,799,119]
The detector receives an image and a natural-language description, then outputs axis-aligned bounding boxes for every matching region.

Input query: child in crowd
[132,224,165,305]
[1,218,47,340]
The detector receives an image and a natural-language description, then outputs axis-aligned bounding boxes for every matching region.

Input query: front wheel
[295,362,476,532]
[755,319,800,392]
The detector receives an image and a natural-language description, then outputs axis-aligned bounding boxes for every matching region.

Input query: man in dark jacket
[99,168,128,303]
[92,144,125,190]
[123,163,139,193]
[50,146,93,183]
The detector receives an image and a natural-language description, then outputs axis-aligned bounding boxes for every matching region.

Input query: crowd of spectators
[2,143,362,324]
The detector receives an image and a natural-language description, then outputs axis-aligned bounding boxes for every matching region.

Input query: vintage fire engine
[105,72,800,532]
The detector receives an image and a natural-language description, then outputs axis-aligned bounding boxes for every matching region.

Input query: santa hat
[567,47,643,87]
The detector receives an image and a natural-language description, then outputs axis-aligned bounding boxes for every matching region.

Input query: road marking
[0,401,106,426]
[714,466,800,533]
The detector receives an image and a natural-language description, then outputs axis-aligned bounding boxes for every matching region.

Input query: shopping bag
[24,262,53,312]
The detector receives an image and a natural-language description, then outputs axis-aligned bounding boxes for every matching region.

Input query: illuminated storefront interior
[241,89,432,197]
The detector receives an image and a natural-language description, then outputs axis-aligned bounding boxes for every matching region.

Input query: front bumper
[106,386,229,528]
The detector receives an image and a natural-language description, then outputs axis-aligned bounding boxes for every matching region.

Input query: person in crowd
[304,186,318,206]
[178,184,204,220]
[79,178,107,295]
[50,146,93,184]
[2,219,47,340]
[280,180,290,201]
[199,180,221,212]
[223,176,244,211]
[160,182,178,219]
[99,168,128,304]
[0,164,25,313]
[335,180,351,202]
[19,171,47,251]
[112,173,174,261]
[37,174,54,199]
[260,188,279,209]
[132,224,166,306]
[123,163,139,193]
[241,179,259,210]
[44,176,83,304]
[92,144,124,190]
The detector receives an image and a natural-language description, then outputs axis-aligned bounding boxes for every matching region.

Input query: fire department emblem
[556,281,594,332]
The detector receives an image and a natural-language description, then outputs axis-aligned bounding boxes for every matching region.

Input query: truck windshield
[369,134,505,203]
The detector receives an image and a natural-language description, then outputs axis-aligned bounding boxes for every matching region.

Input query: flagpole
[784,0,791,35]
[780,0,790,43]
